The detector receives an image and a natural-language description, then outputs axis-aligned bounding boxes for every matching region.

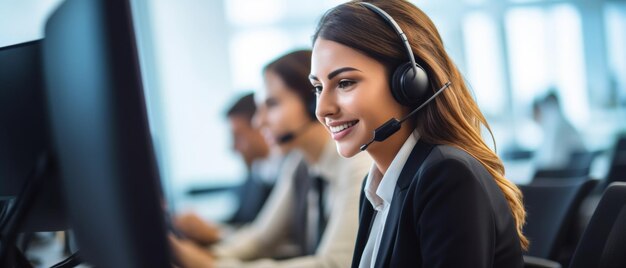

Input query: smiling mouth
[329,120,359,134]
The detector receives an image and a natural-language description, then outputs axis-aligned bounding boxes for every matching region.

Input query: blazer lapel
[374,140,435,268]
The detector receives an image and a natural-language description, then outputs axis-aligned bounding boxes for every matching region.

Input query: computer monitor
[43,0,170,266]
[0,40,67,233]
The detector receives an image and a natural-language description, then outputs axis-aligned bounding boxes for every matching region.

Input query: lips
[326,120,359,141]
[329,120,359,133]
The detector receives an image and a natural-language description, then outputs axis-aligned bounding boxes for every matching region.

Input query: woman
[171,50,372,268]
[310,1,527,267]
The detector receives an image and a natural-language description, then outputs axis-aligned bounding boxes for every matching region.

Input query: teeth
[329,121,357,133]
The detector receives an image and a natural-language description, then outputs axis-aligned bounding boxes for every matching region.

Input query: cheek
[267,107,296,134]
[266,109,284,130]
[332,89,402,156]
[336,91,365,116]
[238,135,251,148]
[337,90,387,127]
[363,88,404,122]
[330,99,370,155]
[260,128,276,146]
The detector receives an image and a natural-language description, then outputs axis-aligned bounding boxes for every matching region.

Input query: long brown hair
[313,0,528,250]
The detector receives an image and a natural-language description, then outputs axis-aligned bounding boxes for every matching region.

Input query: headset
[360,2,430,107]
[358,2,452,151]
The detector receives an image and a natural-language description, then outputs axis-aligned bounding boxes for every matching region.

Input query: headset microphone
[359,82,451,151]
[276,121,315,144]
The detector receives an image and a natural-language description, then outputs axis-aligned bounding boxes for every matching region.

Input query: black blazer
[351,141,524,268]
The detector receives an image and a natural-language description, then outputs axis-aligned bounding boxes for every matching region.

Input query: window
[505,4,587,128]
[463,11,507,115]
[132,0,625,198]
[605,3,626,107]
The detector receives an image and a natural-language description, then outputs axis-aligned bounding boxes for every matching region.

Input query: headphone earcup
[390,62,430,106]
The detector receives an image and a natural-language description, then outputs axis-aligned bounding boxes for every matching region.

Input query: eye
[265,98,278,108]
[338,79,356,89]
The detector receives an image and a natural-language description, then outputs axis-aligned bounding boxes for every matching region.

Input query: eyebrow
[309,67,362,81]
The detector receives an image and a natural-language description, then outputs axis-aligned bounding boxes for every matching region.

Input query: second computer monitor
[43,0,170,266]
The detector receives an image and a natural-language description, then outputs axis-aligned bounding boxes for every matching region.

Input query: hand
[174,213,221,245]
[169,235,215,268]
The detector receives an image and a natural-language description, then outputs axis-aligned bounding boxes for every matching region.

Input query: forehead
[228,115,251,127]
[311,38,377,78]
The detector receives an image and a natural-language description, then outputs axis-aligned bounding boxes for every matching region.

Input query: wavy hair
[313,0,528,250]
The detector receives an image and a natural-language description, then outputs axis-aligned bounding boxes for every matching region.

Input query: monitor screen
[0,40,67,233]
[43,0,171,266]
[0,40,47,197]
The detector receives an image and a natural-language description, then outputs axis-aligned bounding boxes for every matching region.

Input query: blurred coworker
[170,50,372,268]
[175,93,283,245]
[532,92,587,169]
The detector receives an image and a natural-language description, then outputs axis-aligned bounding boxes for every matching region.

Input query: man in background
[532,92,587,169]
[176,93,282,244]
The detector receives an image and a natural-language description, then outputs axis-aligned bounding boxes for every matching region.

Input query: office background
[1,0,625,220]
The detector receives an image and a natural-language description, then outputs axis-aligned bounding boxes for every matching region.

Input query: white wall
[0,0,63,47]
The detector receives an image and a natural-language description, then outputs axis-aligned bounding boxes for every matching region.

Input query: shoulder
[282,150,306,173]
[408,143,514,225]
[423,144,481,170]
[317,148,372,194]
[419,144,491,180]
[413,144,495,201]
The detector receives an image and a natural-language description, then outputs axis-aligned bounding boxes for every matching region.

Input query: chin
[277,143,293,154]
[334,142,361,158]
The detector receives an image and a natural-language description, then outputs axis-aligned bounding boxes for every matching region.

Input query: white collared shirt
[359,130,420,268]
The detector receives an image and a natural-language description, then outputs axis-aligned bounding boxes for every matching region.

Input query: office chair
[532,151,598,181]
[186,174,276,225]
[227,173,275,224]
[520,179,597,262]
[602,136,626,188]
[524,256,562,268]
[569,182,626,268]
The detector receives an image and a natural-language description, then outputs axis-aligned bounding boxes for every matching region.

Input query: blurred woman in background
[170,50,372,268]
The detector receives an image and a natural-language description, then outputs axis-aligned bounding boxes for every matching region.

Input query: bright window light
[229,28,294,91]
[605,3,626,105]
[463,11,506,115]
[225,0,286,27]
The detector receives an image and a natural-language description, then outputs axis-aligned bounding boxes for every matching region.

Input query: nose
[230,133,239,152]
[315,89,339,122]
